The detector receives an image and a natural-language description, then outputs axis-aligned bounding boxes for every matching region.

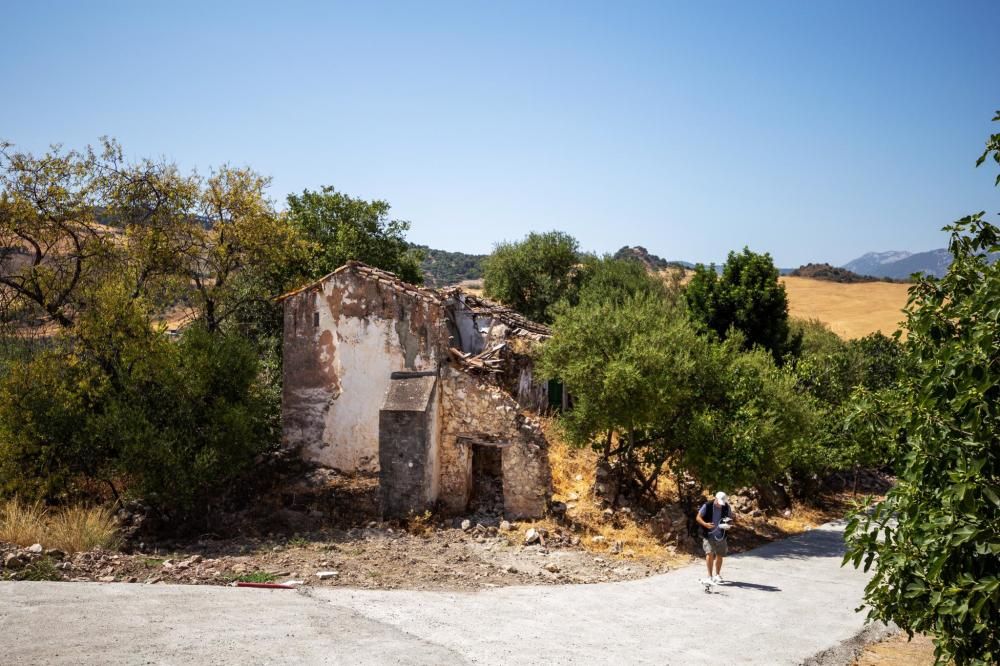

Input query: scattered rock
[590,536,606,544]
[523,528,540,545]
[4,553,26,570]
[315,571,339,580]
[99,575,116,583]
[609,541,623,555]
[499,520,512,532]
[27,543,44,554]
[782,509,792,518]
[45,549,66,561]
[543,562,560,573]
[460,519,472,531]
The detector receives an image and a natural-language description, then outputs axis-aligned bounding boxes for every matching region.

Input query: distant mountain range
[413,242,987,288]
[842,249,953,280]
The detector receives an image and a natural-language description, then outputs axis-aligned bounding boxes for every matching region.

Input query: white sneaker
[712,575,722,584]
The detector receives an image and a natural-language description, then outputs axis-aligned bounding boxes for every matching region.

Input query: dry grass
[0,498,120,553]
[0,499,48,547]
[780,276,910,339]
[853,632,936,665]
[46,504,121,552]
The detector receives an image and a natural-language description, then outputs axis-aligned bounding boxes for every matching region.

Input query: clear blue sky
[3,1,999,266]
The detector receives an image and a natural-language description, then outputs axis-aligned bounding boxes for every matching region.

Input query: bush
[0,498,48,547]
[0,324,276,515]
[0,498,120,552]
[786,320,908,482]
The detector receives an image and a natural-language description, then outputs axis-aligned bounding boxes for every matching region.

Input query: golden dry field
[459,273,912,340]
[780,276,911,339]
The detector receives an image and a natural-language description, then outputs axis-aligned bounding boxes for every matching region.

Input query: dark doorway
[469,444,504,515]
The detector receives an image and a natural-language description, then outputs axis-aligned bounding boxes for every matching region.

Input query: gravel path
[1,521,878,665]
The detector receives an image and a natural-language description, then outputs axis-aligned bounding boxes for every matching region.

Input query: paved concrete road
[2,521,880,665]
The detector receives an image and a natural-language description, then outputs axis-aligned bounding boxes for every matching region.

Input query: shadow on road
[721,580,781,592]
[744,525,847,561]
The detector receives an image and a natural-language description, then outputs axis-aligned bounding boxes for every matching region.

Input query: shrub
[0,323,276,514]
[0,498,47,547]
[4,558,62,582]
[0,498,120,552]
[46,504,121,553]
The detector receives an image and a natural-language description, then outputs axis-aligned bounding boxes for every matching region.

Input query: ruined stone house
[279,261,554,519]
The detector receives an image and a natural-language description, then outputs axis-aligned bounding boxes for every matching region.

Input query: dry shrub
[46,504,121,552]
[0,498,48,547]
[406,509,435,537]
[534,419,689,564]
[0,498,120,552]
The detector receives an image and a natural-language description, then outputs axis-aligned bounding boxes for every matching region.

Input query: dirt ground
[853,632,936,665]
[0,490,864,591]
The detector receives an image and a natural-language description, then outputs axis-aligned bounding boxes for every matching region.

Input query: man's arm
[695,505,714,530]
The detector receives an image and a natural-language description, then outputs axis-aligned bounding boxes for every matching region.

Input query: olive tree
[482,231,582,323]
[539,258,814,519]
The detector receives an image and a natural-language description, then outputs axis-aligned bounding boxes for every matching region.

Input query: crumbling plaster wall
[282,269,452,472]
[437,366,551,518]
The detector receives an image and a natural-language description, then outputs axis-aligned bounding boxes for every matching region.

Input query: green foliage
[539,267,815,505]
[0,140,293,513]
[413,245,486,286]
[286,186,423,284]
[482,231,582,323]
[224,571,278,584]
[2,557,62,582]
[844,215,1000,665]
[685,248,802,364]
[790,321,908,478]
[976,109,1000,186]
[0,321,275,513]
[569,256,671,307]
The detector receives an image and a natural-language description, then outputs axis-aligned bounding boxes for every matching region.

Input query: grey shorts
[702,537,728,556]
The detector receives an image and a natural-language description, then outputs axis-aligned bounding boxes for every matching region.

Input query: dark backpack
[699,501,730,539]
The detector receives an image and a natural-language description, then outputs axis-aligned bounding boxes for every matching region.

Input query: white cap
[715,491,728,505]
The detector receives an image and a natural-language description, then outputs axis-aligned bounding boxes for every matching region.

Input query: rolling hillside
[780,276,910,339]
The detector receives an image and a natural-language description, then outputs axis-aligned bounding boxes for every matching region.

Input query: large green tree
[844,116,1000,665]
[685,248,801,364]
[539,259,814,516]
[285,186,423,284]
[0,140,291,511]
[482,231,583,323]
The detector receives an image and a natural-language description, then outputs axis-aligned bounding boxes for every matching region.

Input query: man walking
[695,491,732,583]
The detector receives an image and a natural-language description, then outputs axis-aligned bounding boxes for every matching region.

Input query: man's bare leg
[715,556,723,576]
[705,553,715,577]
